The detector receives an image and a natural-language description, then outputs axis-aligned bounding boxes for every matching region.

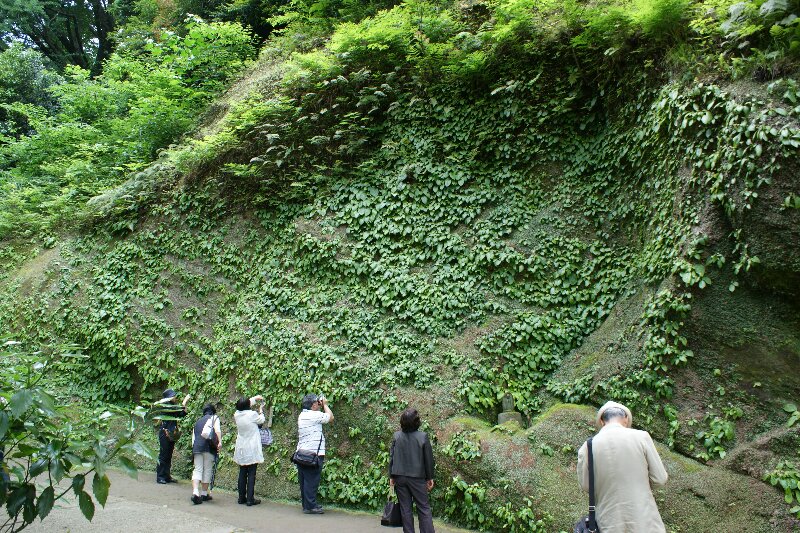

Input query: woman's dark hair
[235,397,251,411]
[202,403,216,416]
[400,408,421,432]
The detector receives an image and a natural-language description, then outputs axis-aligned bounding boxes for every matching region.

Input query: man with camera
[155,388,191,484]
[295,393,334,514]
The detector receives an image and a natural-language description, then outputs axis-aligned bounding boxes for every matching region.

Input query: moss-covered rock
[438,406,796,532]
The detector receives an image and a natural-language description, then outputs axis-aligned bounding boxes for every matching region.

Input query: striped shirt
[296,409,330,456]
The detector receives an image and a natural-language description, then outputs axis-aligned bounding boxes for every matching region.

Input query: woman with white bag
[191,403,222,505]
[234,394,266,506]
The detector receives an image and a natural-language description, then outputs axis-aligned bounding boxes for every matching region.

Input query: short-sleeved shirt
[296,409,331,456]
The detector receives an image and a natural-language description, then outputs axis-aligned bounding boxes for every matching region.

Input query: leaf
[37,486,55,520]
[72,473,85,496]
[123,440,157,461]
[118,456,138,478]
[78,490,95,521]
[783,403,797,413]
[50,459,65,483]
[29,458,49,477]
[10,389,34,418]
[35,391,58,416]
[92,473,111,507]
[7,484,34,517]
[23,496,37,524]
[0,411,8,440]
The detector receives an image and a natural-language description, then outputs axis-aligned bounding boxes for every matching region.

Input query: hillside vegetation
[1,0,800,530]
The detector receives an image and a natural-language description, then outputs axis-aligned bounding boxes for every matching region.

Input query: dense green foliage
[1,0,799,530]
[0,18,254,239]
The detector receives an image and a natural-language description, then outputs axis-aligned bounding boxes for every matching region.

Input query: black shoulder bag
[575,437,600,533]
[291,432,323,467]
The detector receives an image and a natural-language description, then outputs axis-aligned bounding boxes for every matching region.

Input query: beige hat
[596,401,633,428]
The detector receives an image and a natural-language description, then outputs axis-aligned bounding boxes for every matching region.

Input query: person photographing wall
[155,388,190,484]
[295,393,333,514]
[234,394,266,506]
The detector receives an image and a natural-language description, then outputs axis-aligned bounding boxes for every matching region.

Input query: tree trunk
[89,0,114,76]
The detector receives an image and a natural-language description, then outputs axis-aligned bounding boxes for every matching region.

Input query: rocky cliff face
[2,18,799,532]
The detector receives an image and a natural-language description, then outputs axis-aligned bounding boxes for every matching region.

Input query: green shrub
[0,341,158,532]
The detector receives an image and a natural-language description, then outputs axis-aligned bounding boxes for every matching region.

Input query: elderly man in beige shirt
[577,401,669,533]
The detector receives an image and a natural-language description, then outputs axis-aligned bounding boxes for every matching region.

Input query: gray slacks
[394,475,435,533]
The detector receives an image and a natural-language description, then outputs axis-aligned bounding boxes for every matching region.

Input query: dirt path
[23,470,471,533]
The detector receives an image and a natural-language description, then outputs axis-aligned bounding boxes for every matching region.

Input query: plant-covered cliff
[1,0,799,530]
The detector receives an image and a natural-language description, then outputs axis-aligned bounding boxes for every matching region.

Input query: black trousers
[297,456,324,510]
[238,463,258,503]
[156,430,175,481]
[394,475,435,533]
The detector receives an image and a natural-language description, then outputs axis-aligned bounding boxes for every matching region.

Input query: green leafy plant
[441,431,481,462]
[764,461,800,518]
[784,403,800,427]
[694,404,743,461]
[0,341,157,533]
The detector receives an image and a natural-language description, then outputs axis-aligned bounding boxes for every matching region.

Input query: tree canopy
[0,0,113,74]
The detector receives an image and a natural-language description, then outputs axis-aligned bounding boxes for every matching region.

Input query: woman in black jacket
[389,408,435,533]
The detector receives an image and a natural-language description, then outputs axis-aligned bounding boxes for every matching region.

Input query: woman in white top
[234,395,265,506]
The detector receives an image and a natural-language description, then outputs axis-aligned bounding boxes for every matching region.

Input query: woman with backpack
[191,403,222,505]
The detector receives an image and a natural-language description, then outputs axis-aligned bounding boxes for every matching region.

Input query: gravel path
[22,470,471,533]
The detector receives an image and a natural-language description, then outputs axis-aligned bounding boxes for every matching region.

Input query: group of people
[155,388,669,533]
[153,390,340,512]
[154,388,436,531]
[154,389,274,507]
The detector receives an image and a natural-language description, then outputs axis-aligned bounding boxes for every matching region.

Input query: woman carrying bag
[234,394,266,506]
[389,408,435,533]
[190,403,221,505]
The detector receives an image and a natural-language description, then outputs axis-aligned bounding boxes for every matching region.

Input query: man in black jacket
[389,408,435,533]
[155,388,190,484]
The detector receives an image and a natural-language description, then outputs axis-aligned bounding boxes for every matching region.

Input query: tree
[0,340,158,533]
[0,0,115,75]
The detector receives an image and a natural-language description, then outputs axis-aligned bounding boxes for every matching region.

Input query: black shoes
[191,493,211,504]
[303,507,324,514]
[246,499,261,506]
[167,478,178,483]
[156,479,168,484]
[238,499,246,504]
